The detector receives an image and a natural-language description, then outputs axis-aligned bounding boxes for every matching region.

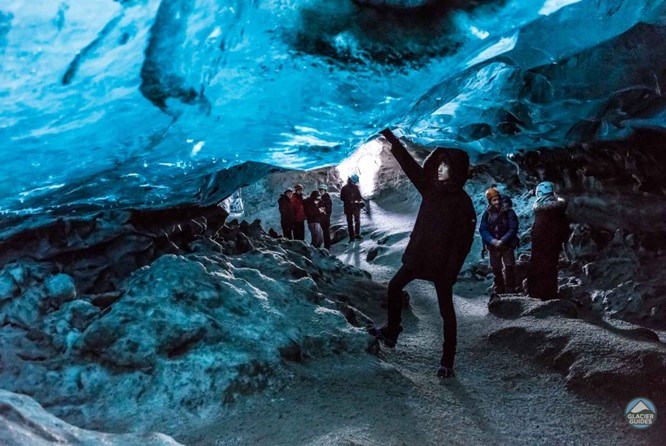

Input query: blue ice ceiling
[0,0,664,216]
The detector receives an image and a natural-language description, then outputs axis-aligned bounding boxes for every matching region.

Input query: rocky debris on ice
[0,218,386,434]
[0,389,182,446]
[556,226,666,329]
[487,295,666,406]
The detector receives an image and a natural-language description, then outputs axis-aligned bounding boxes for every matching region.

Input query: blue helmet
[535,181,554,197]
[350,174,360,184]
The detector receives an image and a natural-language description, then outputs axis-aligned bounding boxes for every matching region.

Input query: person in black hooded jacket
[277,189,294,239]
[318,184,333,249]
[527,181,570,300]
[371,129,477,378]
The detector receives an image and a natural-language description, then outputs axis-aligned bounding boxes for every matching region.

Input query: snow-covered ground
[0,219,390,440]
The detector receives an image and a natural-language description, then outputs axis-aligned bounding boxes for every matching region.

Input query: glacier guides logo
[625,397,657,429]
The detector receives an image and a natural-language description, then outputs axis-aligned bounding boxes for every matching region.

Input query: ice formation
[1,0,664,218]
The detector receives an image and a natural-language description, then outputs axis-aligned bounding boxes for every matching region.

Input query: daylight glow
[336,139,384,197]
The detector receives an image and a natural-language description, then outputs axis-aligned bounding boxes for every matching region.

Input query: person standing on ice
[371,128,476,378]
[278,188,295,239]
[340,174,364,243]
[526,181,569,300]
[303,190,325,248]
[318,184,333,250]
[479,187,519,294]
[290,184,306,241]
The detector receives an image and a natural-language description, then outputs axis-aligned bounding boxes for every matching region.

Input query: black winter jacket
[527,197,569,300]
[531,197,569,263]
[389,142,476,283]
[340,182,363,215]
[319,193,332,223]
[278,194,294,223]
[303,197,323,223]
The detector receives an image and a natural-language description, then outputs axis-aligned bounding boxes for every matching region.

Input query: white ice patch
[470,26,490,40]
[539,0,583,16]
[465,32,519,67]
[432,102,460,117]
[191,141,205,157]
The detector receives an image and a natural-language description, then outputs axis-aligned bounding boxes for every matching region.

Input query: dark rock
[235,232,254,254]
[279,341,303,362]
[331,225,349,244]
[487,295,525,319]
[366,246,387,262]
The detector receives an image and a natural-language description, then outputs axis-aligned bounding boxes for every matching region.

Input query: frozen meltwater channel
[0,0,664,218]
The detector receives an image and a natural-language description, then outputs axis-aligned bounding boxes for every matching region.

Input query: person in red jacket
[290,184,306,241]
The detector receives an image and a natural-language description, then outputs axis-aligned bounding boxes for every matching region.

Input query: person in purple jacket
[479,187,519,294]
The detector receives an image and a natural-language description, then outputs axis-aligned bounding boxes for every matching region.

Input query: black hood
[422,147,470,188]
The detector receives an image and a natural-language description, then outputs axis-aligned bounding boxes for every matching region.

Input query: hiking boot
[355,234,364,240]
[367,325,403,348]
[440,343,456,369]
[436,366,455,378]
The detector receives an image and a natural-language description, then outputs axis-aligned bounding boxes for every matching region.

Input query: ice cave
[0,0,665,444]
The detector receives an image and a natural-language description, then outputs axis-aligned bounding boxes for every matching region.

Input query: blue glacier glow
[0,0,664,223]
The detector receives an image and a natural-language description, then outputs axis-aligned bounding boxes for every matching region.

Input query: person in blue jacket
[479,187,519,294]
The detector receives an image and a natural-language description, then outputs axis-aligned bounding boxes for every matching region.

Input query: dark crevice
[62,13,124,85]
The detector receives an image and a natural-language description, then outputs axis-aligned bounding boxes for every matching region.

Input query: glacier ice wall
[0,0,664,220]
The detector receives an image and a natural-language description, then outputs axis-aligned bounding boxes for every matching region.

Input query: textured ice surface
[0,228,384,432]
[0,390,182,446]
[0,0,664,217]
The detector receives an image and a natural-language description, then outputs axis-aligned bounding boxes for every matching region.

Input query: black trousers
[320,217,331,249]
[345,210,361,239]
[488,245,516,292]
[293,221,305,241]
[386,265,457,368]
[281,220,293,240]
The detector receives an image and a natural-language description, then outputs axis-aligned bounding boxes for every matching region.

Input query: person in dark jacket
[303,190,325,248]
[278,188,294,239]
[318,184,333,249]
[290,184,306,241]
[479,187,519,294]
[371,129,477,378]
[340,174,364,242]
[526,181,570,300]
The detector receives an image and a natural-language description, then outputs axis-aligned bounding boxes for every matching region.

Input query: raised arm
[380,129,426,194]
